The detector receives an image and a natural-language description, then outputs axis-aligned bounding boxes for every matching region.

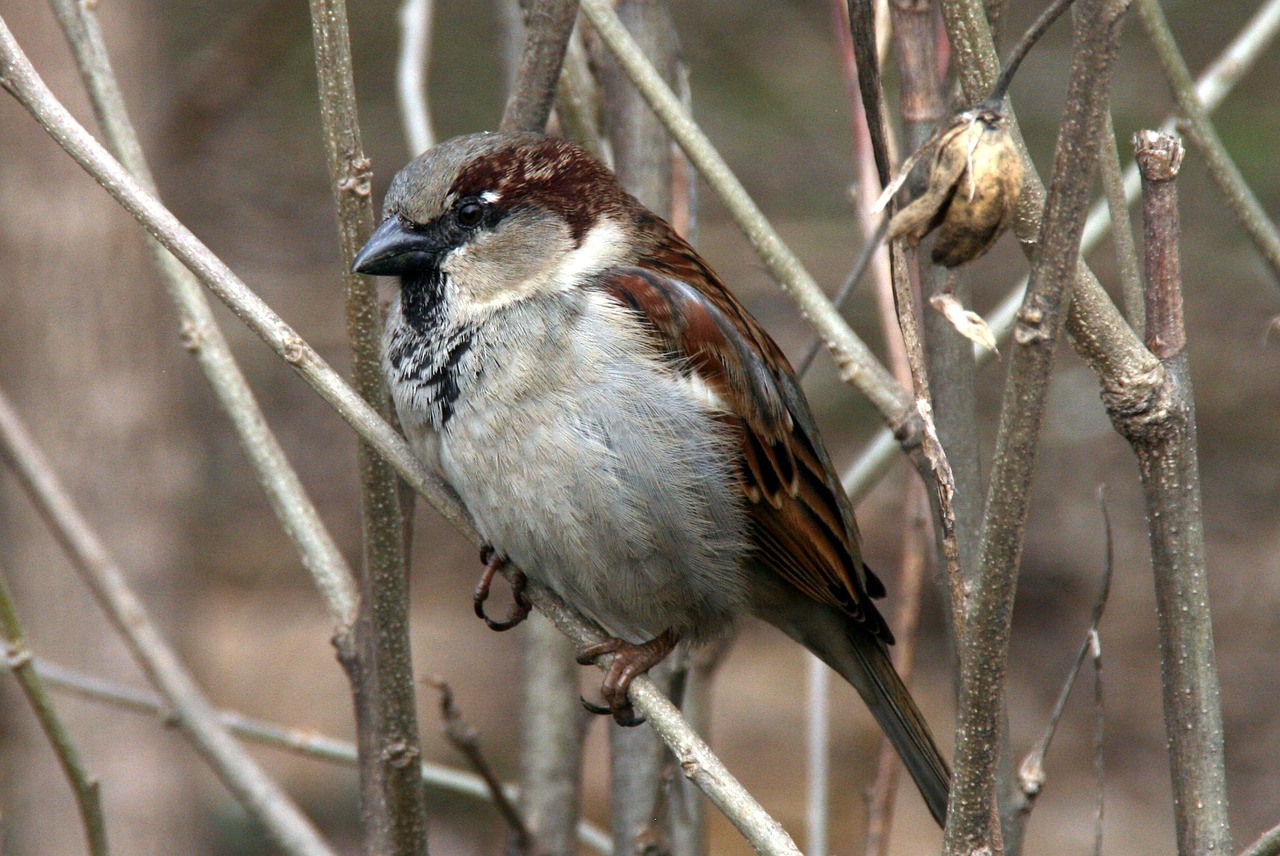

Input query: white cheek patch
[551,219,627,287]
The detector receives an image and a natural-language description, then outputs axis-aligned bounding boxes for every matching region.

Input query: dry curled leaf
[886,106,1023,267]
[929,293,999,354]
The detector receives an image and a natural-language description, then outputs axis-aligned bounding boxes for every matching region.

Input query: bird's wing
[595,235,891,642]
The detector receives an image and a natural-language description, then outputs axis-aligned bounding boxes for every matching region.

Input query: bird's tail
[760,586,951,826]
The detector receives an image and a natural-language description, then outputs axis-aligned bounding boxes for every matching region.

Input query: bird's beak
[351,217,435,275]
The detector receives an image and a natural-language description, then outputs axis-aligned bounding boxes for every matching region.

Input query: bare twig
[46,0,359,629]
[1014,488,1114,827]
[501,0,579,133]
[943,4,1131,853]
[1099,110,1145,338]
[429,677,533,853]
[842,0,1280,502]
[1112,129,1231,856]
[305,0,428,849]
[1135,0,1280,283]
[0,390,335,856]
[397,0,437,155]
[34,659,615,854]
[0,567,109,856]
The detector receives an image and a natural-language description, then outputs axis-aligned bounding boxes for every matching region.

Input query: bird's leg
[473,547,531,631]
[576,630,677,727]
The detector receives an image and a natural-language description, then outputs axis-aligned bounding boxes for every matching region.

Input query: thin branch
[397,0,437,155]
[1115,129,1231,856]
[1099,110,1145,338]
[944,4,1131,854]
[805,651,831,856]
[0,30,796,854]
[501,0,579,133]
[34,659,615,855]
[1241,823,1280,856]
[46,0,359,629]
[576,0,915,432]
[1135,0,1280,283]
[305,0,428,849]
[0,389,336,856]
[428,677,532,853]
[842,0,1280,507]
[1014,488,1115,827]
[0,567,109,856]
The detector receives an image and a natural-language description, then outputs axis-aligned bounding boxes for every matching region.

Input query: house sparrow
[353,131,950,825]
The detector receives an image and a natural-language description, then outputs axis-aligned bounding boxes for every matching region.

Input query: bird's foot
[576,630,677,727]
[473,547,531,631]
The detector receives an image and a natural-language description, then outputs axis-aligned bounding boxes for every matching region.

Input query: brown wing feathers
[597,233,893,644]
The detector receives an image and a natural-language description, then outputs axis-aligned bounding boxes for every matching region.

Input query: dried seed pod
[887,107,1023,267]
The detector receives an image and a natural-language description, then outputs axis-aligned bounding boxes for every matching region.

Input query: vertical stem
[305,0,427,851]
[1099,111,1145,339]
[0,563,110,856]
[518,614,586,856]
[944,3,1131,853]
[501,0,579,133]
[1127,130,1231,856]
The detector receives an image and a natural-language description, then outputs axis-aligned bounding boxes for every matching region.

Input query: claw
[576,630,676,727]
[472,549,531,631]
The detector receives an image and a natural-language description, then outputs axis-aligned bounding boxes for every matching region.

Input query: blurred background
[1,0,1277,853]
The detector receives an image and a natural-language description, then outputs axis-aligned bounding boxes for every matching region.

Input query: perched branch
[305,0,427,849]
[501,0,579,133]
[1135,0,1280,283]
[0,389,335,856]
[1109,129,1231,856]
[944,4,1131,854]
[0,566,109,856]
[0,28,796,854]
[46,0,359,629]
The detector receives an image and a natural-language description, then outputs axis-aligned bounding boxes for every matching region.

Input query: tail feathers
[760,585,951,826]
[835,630,951,827]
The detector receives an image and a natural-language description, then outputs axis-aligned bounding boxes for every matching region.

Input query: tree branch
[501,0,579,133]
[1110,129,1232,856]
[1135,0,1280,284]
[46,0,359,629]
[33,659,615,855]
[305,0,428,849]
[943,4,1131,853]
[0,389,335,856]
[0,565,109,856]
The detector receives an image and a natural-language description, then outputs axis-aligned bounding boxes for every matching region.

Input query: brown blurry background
[1,0,1278,853]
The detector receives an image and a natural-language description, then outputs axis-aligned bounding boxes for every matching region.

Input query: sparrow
[352,131,950,825]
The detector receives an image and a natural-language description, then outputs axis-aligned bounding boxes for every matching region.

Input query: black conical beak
[351,216,436,275]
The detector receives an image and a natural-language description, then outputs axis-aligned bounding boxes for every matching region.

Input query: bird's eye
[457,201,484,228]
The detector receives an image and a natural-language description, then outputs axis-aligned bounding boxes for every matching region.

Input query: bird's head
[353,132,638,312]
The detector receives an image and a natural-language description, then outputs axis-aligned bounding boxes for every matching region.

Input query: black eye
[457,201,484,228]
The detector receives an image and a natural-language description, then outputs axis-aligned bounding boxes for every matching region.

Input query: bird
[352,130,950,826]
